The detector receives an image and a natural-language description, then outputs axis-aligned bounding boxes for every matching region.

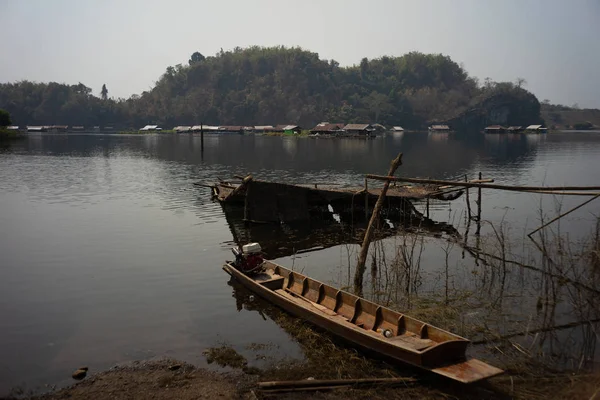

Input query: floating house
[173,126,192,133]
[219,126,245,133]
[524,125,548,133]
[282,125,302,134]
[428,125,451,132]
[6,126,20,131]
[251,125,275,133]
[392,126,405,132]
[342,123,374,136]
[27,126,46,132]
[190,125,219,132]
[310,123,344,135]
[506,126,523,133]
[71,126,85,131]
[484,125,506,134]
[48,125,68,133]
[140,125,162,131]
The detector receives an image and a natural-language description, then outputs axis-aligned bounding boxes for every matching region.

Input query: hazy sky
[1,0,599,107]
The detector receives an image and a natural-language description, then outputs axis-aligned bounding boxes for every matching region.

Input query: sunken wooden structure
[220,202,458,259]
[223,260,503,383]
[207,176,463,223]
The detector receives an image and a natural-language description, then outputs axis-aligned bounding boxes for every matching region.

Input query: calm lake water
[1,131,599,394]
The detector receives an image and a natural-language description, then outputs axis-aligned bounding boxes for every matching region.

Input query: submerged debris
[203,346,248,370]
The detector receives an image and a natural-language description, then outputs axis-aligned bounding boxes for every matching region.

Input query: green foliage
[0,108,11,126]
[573,121,594,130]
[0,81,121,126]
[541,103,600,130]
[0,46,541,129]
[189,51,205,65]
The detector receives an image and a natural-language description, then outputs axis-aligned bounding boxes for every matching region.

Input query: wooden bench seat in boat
[389,333,434,350]
[255,272,285,290]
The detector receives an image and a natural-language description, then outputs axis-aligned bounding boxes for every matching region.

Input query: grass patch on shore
[0,129,25,139]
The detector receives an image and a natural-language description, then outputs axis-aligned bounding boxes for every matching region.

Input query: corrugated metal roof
[526,125,542,130]
[393,126,404,131]
[283,125,300,130]
[343,124,371,130]
[310,123,342,132]
[254,125,275,130]
[430,125,450,130]
[140,125,158,130]
[191,125,219,130]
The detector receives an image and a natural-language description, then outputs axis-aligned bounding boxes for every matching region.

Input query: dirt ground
[3,356,599,400]
[8,360,248,400]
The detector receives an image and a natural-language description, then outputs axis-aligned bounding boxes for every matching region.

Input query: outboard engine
[232,242,265,274]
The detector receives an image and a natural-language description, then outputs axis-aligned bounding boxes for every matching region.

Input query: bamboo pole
[228,175,252,201]
[461,244,600,295]
[477,172,482,220]
[258,376,417,390]
[465,174,472,220]
[472,317,600,345]
[365,175,600,193]
[438,178,494,190]
[260,385,352,394]
[354,153,403,296]
[528,194,600,237]
[200,122,204,151]
[523,190,600,196]
[364,177,369,219]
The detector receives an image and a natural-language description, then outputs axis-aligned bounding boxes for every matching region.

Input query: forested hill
[0,46,541,129]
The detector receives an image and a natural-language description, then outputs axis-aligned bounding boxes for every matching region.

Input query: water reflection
[219,200,458,260]
[1,132,600,394]
[427,132,450,142]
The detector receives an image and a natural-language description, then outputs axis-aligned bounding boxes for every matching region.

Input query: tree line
[0,46,541,129]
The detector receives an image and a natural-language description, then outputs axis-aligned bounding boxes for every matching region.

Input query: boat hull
[223,262,503,383]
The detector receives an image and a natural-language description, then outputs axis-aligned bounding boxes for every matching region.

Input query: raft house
[139,125,162,131]
[341,124,375,137]
[309,123,345,136]
[484,125,506,134]
[428,125,451,132]
[524,125,548,133]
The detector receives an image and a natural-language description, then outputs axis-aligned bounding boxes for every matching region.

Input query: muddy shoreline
[4,351,599,400]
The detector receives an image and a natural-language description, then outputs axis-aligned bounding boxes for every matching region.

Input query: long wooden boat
[223,260,503,383]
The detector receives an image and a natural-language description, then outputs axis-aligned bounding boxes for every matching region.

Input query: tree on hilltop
[189,52,205,65]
